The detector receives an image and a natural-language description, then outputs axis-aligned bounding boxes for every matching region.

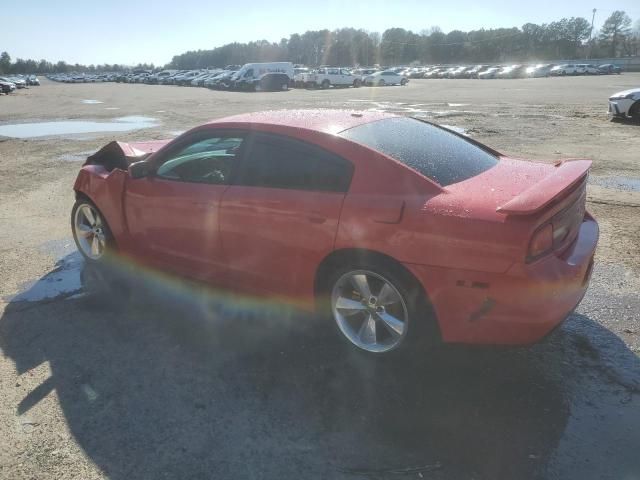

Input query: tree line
[1,11,638,74]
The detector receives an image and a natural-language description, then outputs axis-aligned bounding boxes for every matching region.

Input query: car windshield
[339,117,498,186]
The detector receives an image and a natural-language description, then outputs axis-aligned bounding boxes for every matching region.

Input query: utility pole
[588,8,597,59]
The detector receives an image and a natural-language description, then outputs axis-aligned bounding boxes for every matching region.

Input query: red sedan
[72,110,598,354]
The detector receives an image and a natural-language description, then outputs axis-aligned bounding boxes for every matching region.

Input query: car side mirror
[128,160,152,179]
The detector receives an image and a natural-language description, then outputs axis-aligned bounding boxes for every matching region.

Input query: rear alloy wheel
[72,200,112,262]
[331,269,410,353]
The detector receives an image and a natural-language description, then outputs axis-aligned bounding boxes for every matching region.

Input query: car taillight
[527,223,553,262]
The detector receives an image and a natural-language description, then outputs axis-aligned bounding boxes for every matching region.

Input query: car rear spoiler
[496,160,591,215]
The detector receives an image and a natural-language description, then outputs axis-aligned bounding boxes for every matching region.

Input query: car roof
[206,109,397,134]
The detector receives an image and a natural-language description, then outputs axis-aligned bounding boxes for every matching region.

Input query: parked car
[423,68,445,78]
[608,88,640,122]
[477,67,501,79]
[550,64,579,76]
[146,70,177,84]
[448,66,472,79]
[26,75,40,86]
[6,75,27,88]
[71,109,598,355]
[465,65,489,78]
[0,79,16,94]
[363,70,408,86]
[497,65,526,79]
[525,64,554,77]
[303,67,361,89]
[598,64,621,75]
[575,64,600,75]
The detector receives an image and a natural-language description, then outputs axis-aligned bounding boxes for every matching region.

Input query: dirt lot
[0,77,639,479]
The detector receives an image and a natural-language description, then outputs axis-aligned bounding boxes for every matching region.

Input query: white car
[363,70,408,86]
[303,67,361,88]
[550,64,579,76]
[608,88,640,121]
[576,64,600,75]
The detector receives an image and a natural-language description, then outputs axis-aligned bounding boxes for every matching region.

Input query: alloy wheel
[331,270,408,353]
[74,204,107,260]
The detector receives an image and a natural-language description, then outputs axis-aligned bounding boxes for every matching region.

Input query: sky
[3,0,640,66]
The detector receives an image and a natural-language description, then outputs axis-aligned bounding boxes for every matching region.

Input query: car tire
[630,101,640,123]
[401,78,408,86]
[378,79,386,87]
[71,198,114,263]
[353,79,362,88]
[322,259,439,355]
[321,79,330,89]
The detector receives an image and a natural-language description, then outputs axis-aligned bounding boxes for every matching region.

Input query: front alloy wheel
[331,270,408,353]
[73,202,107,261]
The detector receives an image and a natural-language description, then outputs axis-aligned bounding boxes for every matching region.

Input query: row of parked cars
[405,63,622,79]
[0,74,39,94]
[44,60,626,94]
[47,62,412,91]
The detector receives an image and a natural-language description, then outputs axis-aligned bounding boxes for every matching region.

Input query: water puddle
[4,239,83,303]
[590,175,640,192]
[56,150,96,162]
[0,116,159,139]
[81,99,104,104]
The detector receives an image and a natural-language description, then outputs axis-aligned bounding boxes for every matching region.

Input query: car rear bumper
[404,215,599,345]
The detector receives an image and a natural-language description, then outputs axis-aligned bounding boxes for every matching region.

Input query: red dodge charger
[72,109,598,354]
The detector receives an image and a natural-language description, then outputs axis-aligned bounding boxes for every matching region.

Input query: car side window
[239,134,353,192]
[156,136,245,185]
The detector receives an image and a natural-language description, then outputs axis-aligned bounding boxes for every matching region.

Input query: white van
[231,62,294,91]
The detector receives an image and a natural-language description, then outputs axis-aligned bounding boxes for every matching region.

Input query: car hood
[84,139,171,171]
[610,88,640,99]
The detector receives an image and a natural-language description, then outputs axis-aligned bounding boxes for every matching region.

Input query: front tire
[325,261,437,354]
[321,79,330,89]
[378,79,386,87]
[629,101,640,123]
[71,199,114,263]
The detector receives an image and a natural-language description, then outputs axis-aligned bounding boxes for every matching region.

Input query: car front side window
[156,135,245,185]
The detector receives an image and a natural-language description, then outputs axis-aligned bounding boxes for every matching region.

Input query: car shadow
[1,256,639,479]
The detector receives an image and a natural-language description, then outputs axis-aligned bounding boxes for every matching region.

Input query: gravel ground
[0,77,639,480]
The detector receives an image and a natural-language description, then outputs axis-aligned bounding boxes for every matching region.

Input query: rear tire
[400,78,408,86]
[321,79,330,89]
[353,79,362,88]
[378,79,386,87]
[322,259,439,355]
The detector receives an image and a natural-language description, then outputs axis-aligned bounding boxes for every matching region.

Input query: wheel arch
[315,248,424,298]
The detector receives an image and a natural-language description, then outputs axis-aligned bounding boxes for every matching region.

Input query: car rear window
[339,117,499,186]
